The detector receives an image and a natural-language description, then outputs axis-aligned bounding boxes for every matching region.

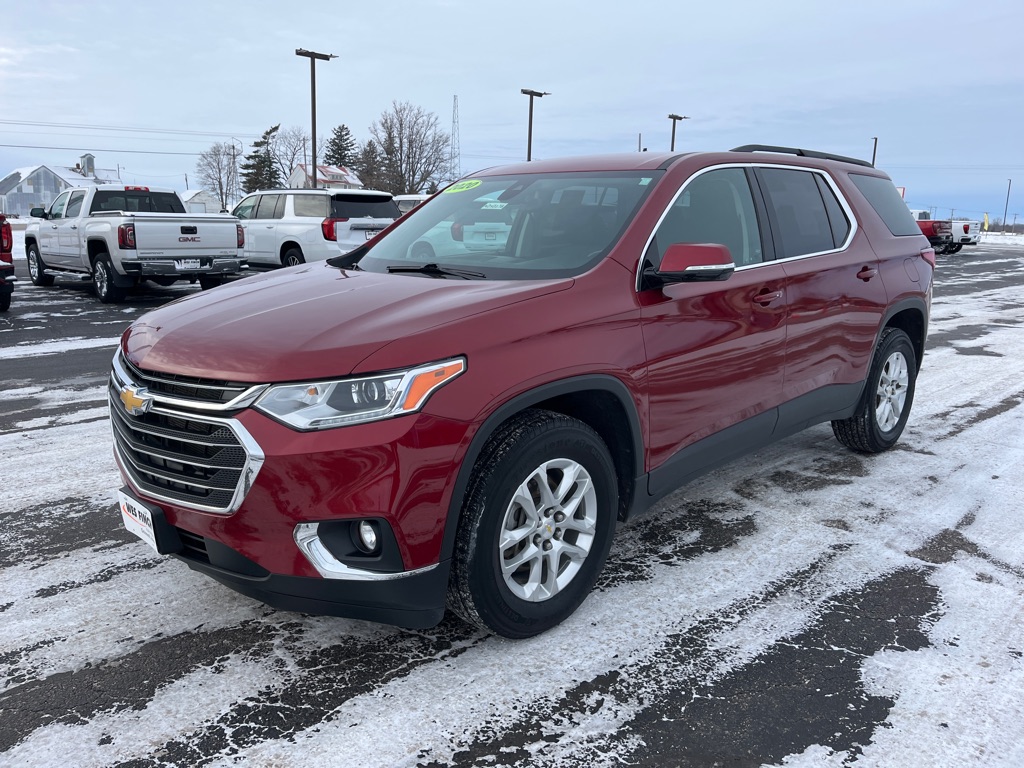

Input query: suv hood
[123,264,571,382]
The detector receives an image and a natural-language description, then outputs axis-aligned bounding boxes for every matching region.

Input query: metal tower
[449,95,461,181]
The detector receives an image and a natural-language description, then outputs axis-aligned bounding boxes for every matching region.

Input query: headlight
[254,358,466,431]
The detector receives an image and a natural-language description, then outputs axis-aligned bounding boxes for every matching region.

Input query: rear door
[640,166,788,493]
[754,166,887,417]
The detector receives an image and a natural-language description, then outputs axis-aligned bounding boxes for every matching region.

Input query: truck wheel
[27,244,55,286]
[92,254,126,303]
[282,247,305,267]
[948,244,963,254]
[0,292,10,312]
[199,276,224,290]
[447,409,618,638]
[831,327,916,454]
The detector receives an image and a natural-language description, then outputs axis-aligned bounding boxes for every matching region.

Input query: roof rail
[730,144,873,168]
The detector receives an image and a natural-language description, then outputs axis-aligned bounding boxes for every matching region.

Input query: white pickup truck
[25,185,245,302]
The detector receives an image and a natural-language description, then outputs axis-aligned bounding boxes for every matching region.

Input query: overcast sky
[2,0,1022,221]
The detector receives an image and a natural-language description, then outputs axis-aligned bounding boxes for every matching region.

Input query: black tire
[92,254,126,303]
[27,244,55,286]
[447,409,618,638]
[832,327,917,453]
[282,247,305,267]
[948,243,963,254]
[199,275,224,290]
[0,291,10,312]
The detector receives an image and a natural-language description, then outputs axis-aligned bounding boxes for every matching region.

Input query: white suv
[232,188,400,266]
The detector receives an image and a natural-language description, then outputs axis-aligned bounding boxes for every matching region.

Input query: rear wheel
[832,327,916,453]
[92,254,126,303]
[0,291,10,312]
[448,409,618,638]
[282,247,305,267]
[27,244,55,286]
[948,243,963,254]
[411,241,435,261]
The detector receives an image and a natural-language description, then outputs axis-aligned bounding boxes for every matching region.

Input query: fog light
[357,520,379,553]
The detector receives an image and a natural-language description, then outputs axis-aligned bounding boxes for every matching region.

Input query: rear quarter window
[848,174,922,237]
[293,195,329,217]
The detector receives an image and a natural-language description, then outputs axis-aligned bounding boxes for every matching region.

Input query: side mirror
[657,243,735,283]
[30,207,47,219]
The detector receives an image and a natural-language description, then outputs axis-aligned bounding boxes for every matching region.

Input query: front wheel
[92,254,126,303]
[832,327,917,453]
[448,409,618,638]
[27,244,55,286]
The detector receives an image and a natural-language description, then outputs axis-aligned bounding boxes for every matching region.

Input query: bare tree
[369,101,450,194]
[272,126,308,182]
[196,142,240,210]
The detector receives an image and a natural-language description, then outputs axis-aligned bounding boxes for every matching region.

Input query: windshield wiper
[386,263,487,280]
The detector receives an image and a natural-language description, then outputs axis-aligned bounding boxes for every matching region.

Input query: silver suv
[232,188,400,266]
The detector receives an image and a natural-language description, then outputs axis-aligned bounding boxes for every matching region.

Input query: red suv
[1,214,13,311]
[110,145,933,638]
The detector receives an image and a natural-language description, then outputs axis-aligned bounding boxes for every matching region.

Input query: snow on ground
[1,243,1024,767]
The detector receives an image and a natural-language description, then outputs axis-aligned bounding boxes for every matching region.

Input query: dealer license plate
[118,489,159,553]
[175,258,202,270]
[364,230,381,240]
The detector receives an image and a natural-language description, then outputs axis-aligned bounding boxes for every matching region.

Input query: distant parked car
[0,214,13,311]
[394,194,431,215]
[408,194,515,261]
[232,188,401,267]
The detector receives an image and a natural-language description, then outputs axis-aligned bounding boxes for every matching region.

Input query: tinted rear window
[331,194,400,219]
[293,195,329,217]
[91,191,185,214]
[849,174,921,237]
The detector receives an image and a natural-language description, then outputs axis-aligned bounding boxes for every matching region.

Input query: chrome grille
[117,350,264,408]
[109,360,265,514]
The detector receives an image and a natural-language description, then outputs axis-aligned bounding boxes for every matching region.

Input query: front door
[39,191,70,264]
[55,191,86,268]
[639,167,788,494]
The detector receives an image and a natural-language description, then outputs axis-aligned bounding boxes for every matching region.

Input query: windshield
[348,171,662,279]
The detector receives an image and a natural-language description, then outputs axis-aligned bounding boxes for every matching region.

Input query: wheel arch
[280,241,303,260]
[880,297,928,371]
[438,374,644,563]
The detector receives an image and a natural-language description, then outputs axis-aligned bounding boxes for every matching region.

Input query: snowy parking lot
[1,234,1023,767]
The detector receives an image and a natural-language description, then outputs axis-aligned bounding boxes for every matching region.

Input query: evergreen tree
[324,124,358,168]
[352,140,384,190]
[240,125,282,193]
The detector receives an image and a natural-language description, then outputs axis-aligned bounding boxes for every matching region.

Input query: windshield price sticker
[444,179,482,194]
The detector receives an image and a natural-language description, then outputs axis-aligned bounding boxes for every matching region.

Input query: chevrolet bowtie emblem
[119,385,152,416]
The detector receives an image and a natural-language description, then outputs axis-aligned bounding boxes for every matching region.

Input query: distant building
[180,189,224,213]
[287,164,363,190]
[0,154,120,216]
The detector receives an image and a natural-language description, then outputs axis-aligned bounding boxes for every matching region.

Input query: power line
[0,143,202,156]
[0,119,258,140]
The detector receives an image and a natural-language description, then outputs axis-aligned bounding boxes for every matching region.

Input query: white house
[0,154,120,216]
[180,189,224,213]
[287,164,363,190]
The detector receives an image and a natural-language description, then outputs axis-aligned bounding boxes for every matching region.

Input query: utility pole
[1003,179,1012,233]
[296,48,337,189]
